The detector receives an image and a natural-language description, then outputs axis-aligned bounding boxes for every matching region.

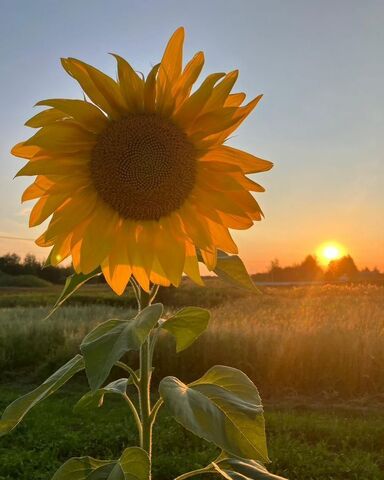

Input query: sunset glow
[317,242,345,265]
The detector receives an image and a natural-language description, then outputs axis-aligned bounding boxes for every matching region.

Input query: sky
[0,0,383,272]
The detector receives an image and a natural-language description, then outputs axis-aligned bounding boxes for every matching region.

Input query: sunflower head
[12,27,272,294]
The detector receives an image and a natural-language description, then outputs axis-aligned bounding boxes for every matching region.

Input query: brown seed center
[90,114,197,220]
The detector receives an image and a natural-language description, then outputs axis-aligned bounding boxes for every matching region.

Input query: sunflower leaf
[74,378,129,413]
[159,365,269,462]
[81,303,163,390]
[0,355,84,437]
[51,456,116,479]
[214,251,259,292]
[44,269,102,320]
[161,306,210,352]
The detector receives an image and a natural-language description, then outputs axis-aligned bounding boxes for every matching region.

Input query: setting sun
[317,242,346,265]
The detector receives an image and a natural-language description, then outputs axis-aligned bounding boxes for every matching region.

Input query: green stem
[138,288,153,474]
[174,466,213,480]
[149,398,163,425]
[123,393,142,442]
[115,361,140,388]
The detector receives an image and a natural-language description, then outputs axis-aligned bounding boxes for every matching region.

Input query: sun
[317,242,345,265]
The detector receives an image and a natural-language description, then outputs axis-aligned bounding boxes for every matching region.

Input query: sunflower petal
[61,57,126,118]
[29,193,69,227]
[49,233,73,266]
[23,123,96,153]
[225,92,246,107]
[144,63,160,112]
[80,202,119,274]
[36,99,108,133]
[200,246,217,270]
[159,27,185,87]
[16,155,90,177]
[173,73,225,128]
[184,242,204,286]
[11,143,43,159]
[173,51,204,107]
[201,70,238,114]
[155,217,186,286]
[111,54,144,112]
[200,145,273,174]
[41,187,98,243]
[25,108,68,128]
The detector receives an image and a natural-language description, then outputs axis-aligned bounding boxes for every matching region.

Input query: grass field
[0,385,383,480]
[0,283,383,478]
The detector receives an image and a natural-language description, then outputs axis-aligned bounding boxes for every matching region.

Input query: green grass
[0,272,52,288]
[0,385,383,480]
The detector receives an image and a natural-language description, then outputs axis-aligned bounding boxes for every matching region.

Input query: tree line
[0,252,383,285]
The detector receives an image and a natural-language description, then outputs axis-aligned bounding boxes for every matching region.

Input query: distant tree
[299,255,323,280]
[0,253,23,275]
[23,254,41,276]
[326,255,359,281]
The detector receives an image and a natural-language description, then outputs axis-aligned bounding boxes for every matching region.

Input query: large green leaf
[0,355,84,436]
[108,447,150,480]
[44,269,101,320]
[159,365,268,462]
[74,378,129,413]
[161,307,210,352]
[51,456,115,479]
[51,447,149,480]
[81,303,163,390]
[214,251,258,292]
[213,457,287,480]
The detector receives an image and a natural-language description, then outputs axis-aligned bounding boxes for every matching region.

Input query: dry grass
[1,284,383,398]
[155,285,384,398]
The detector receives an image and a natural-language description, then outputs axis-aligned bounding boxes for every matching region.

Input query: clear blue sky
[1,0,383,270]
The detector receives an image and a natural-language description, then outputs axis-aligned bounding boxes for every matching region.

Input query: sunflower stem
[137,287,154,476]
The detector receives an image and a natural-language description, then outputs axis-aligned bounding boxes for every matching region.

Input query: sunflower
[12,27,272,294]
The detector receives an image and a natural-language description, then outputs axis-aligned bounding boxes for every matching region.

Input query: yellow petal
[29,193,69,227]
[159,27,184,87]
[49,233,72,266]
[16,155,90,177]
[192,186,252,219]
[80,202,119,274]
[188,107,238,140]
[200,145,273,174]
[23,122,96,153]
[150,256,172,287]
[41,187,98,243]
[201,71,238,114]
[22,176,54,202]
[201,95,263,147]
[36,98,108,133]
[205,218,238,254]
[173,51,204,108]
[111,54,144,112]
[157,27,184,116]
[11,143,43,159]
[178,203,213,249]
[172,73,225,128]
[61,57,126,119]
[155,217,186,286]
[144,64,160,113]
[102,258,132,296]
[224,92,246,107]
[183,242,204,286]
[25,108,68,128]
[200,246,217,270]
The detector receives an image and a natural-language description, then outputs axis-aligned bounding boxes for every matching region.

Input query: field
[0,283,383,479]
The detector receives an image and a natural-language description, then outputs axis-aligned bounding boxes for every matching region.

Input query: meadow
[0,282,383,479]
